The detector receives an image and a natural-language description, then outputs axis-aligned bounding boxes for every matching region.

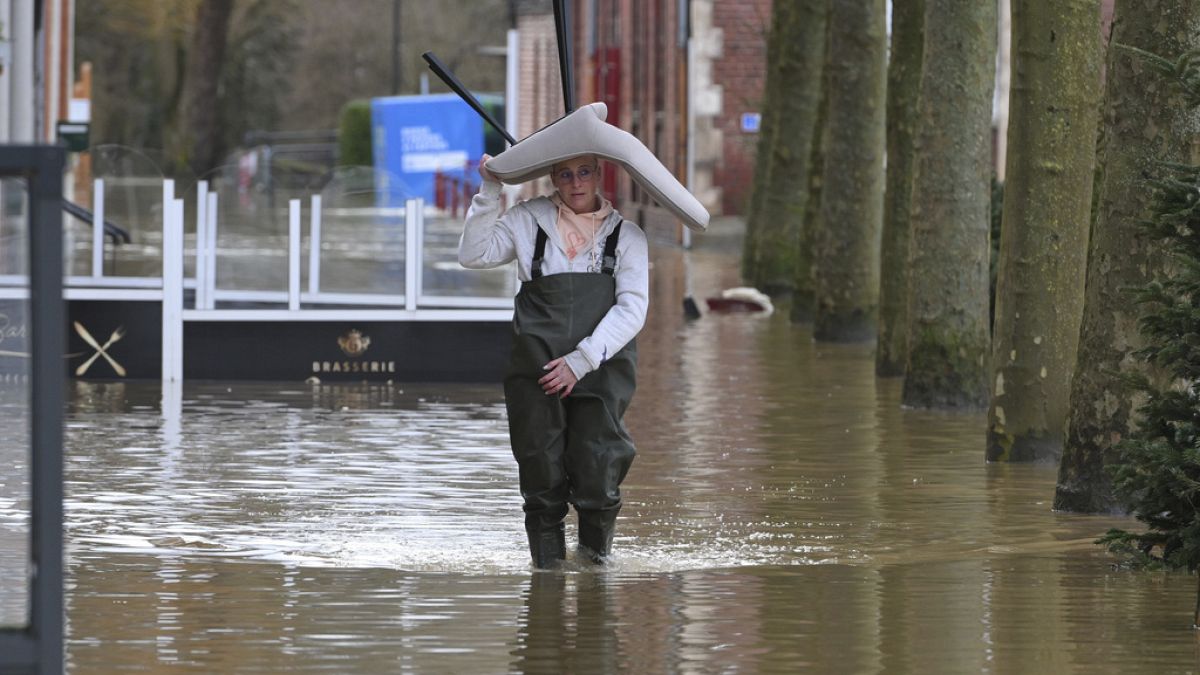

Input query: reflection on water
[0,383,29,629]
[4,218,1200,671]
[0,175,30,628]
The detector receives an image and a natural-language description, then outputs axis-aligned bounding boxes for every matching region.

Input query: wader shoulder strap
[531,225,548,279]
[601,221,623,276]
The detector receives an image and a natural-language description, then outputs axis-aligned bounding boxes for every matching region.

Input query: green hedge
[338,99,373,167]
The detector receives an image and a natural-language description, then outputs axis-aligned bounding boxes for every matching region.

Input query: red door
[593,47,621,202]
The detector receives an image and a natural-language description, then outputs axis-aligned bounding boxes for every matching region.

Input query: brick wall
[514,10,562,200]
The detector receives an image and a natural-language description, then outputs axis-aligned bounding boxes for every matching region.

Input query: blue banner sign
[371,94,485,208]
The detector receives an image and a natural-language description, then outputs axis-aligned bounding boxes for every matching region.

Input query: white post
[404,198,419,311]
[288,199,301,311]
[92,178,105,277]
[204,191,218,309]
[502,28,523,205]
[415,198,425,301]
[0,0,12,143]
[161,183,184,382]
[505,29,520,144]
[44,0,61,143]
[170,197,185,381]
[195,180,208,309]
[10,0,35,142]
[683,24,695,251]
[308,194,322,295]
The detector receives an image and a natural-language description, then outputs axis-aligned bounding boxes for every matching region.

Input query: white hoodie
[459,180,650,380]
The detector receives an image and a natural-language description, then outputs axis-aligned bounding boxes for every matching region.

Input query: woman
[459,153,649,568]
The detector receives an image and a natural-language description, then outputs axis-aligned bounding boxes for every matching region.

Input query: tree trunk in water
[901,0,996,409]
[180,0,235,177]
[1054,0,1200,510]
[741,3,786,283]
[986,0,1103,462]
[813,0,887,342]
[876,0,924,376]
[792,50,831,325]
[742,1,827,301]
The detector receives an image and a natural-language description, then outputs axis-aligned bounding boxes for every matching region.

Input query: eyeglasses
[552,166,597,184]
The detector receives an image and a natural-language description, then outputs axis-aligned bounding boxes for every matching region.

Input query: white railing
[42,178,516,381]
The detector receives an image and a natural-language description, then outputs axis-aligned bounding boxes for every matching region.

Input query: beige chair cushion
[485,102,709,232]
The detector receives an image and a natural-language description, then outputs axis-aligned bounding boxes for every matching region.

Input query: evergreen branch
[1115,43,1200,107]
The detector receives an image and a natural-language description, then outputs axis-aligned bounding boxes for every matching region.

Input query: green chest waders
[503,222,637,568]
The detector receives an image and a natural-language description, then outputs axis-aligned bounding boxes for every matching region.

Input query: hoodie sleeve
[459,180,519,269]
[562,222,650,380]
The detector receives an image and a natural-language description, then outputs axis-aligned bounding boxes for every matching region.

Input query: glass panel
[91,144,170,278]
[421,209,516,299]
[64,179,93,277]
[0,176,31,628]
[207,151,291,295]
[316,166,406,297]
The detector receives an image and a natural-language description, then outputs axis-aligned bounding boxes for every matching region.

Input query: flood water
[4,218,1200,673]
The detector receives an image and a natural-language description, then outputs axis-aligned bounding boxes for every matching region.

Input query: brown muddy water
[3,218,1200,673]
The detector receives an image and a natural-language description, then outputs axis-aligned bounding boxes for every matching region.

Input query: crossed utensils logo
[74,321,126,376]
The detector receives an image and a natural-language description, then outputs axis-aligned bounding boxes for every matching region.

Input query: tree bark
[876,0,924,376]
[742,1,827,301]
[792,46,831,325]
[1054,0,1200,509]
[813,0,887,342]
[754,1,827,301]
[741,4,786,283]
[901,0,996,409]
[180,0,235,177]
[986,0,1104,462]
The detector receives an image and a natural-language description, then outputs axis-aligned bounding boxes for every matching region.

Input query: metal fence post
[0,144,66,674]
[29,147,65,675]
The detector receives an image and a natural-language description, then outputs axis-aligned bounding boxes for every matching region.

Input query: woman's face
[552,156,601,214]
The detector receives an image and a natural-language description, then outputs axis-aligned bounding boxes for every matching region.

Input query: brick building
[513,0,770,241]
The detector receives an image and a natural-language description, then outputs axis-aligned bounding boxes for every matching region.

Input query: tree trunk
[1054,0,1200,510]
[876,0,924,376]
[813,0,887,342]
[792,47,831,325]
[901,0,996,409]
[753,1,827,300]
[742,1,827,300]
[986,0,1104,462]
[741,4,786,283]
[180,0,235,177]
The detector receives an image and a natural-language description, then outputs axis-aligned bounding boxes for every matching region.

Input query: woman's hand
[539,357,578,398]
[479,154,497,183]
